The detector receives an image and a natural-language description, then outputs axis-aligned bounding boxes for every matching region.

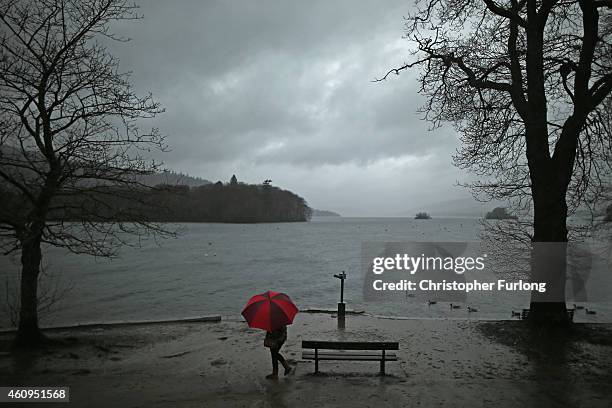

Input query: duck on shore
[586,308,597,315]
[450,303,461,309]
[467,306,478,313]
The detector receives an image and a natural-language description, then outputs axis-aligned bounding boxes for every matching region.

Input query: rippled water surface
[1,217,609,327]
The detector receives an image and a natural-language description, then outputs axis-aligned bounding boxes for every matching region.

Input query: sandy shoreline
[2,314,612,407]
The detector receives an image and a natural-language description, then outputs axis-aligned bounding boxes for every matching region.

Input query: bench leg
[380,350,386,375]
[315,348,319,374]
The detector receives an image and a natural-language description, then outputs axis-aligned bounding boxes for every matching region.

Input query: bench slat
[302,341,399,350]
[302,351,397,358]
[302,351,397,361]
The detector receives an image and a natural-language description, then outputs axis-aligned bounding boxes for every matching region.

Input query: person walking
[241,291,298,380]
[264,325,291,379]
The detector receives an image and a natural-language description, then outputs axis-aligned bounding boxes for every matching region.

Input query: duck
[585,308,597,315]
[450,303,461,309]
[467,306,478,313]
[573,304,584,310]
[427,300,437,306]
[511,311,521,318]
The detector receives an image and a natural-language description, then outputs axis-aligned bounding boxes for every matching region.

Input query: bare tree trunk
[15,232,45,346]
[521,12,571,323]
[529,182,570,324]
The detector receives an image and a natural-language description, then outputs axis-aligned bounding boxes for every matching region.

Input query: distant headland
[41,173,312,223]
[312,209,341,217]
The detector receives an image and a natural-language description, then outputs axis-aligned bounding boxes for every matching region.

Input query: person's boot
[283,363,292,376]
[266,370,279,380]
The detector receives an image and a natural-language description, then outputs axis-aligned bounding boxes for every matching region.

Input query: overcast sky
[110,0,478,216]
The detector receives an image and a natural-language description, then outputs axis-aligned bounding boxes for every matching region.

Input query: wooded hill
[137,180,312,223]
[1,172,312,224]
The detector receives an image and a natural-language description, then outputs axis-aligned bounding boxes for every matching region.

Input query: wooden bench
[301,340,399,375]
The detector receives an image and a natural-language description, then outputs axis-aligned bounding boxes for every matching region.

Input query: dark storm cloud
[106,0,473,215]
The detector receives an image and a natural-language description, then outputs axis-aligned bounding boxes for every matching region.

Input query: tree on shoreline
[379,0,611,323]
[0,0,170,345]
[485,207,518,220]
[415,212,432,219]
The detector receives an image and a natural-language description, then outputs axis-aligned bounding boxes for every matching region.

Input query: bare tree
[0,0,171,345]
[379,0,612,322]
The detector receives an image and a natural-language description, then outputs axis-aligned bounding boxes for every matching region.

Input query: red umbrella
[241,291,298,332]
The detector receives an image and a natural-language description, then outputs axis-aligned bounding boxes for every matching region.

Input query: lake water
[1,217,609,328]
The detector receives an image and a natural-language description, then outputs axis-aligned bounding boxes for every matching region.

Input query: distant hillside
[0,146,211,189]
[138,171,211,187]
[39,179,312,223]
[312,209,341,216]
[2,162,311,223]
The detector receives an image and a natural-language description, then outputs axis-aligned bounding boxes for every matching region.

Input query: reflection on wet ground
[1,314,611,407]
